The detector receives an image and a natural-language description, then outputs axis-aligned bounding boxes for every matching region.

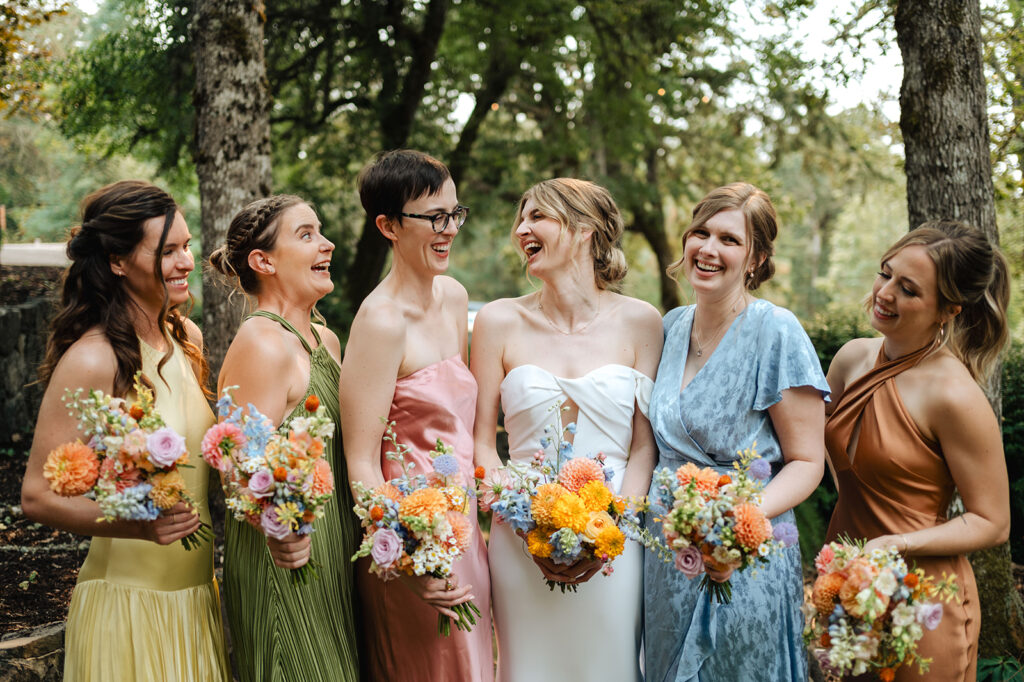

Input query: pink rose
[814,544,836,575]
[260,506,292,540]
[370,528,404,568]
[120,429,148,462]
[674,545,704,579]
[248,469,275,498]
[146,427,187,468]
[916,602,943,631]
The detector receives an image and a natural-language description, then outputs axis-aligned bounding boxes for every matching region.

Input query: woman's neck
[692,287,751,331]
[254,293,317,337]
[537,271,602,332]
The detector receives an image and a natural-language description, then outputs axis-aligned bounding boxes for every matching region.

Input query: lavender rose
[248,469,275,498]
[674,544,704,578]
[916,602,944,631]
[371,528,404,568]
[146,427,187,468]
[260,506,292,540]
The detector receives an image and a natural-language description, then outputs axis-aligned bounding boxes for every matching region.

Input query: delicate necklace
[538,294,602,336]
[692,295,749,358]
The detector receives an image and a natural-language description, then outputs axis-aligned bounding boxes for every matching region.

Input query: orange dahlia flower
[732,503,772,549]
[557,457,605,493]
[399,487,448,520]
[531,482,569,526]
[447,511,472,552]
[43,441,99,496]
[812,572,846,614]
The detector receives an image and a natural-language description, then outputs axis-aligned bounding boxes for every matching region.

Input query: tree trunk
[192,0,272,379]
[896,0,1024,660]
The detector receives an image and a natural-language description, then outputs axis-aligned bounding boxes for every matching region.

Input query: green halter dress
[223,311,359,682]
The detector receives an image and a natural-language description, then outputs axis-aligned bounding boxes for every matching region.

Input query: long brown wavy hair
[39,180,210,397]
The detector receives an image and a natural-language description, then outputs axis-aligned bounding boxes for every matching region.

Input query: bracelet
[900,534,910,553]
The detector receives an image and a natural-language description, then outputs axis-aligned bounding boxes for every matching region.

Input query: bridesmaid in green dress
[210,195,359,682]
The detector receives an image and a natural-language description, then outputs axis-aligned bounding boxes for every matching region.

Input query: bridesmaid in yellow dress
[340,150,493,681]
[825,222,1010,681]
[20,181,230,681]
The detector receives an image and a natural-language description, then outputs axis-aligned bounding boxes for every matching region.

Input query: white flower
[874,570,898,596]
[891,602,916,627]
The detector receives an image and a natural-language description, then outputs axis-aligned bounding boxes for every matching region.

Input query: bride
[471,178,663,681]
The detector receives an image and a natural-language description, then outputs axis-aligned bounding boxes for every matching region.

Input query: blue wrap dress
[643,299,829,682]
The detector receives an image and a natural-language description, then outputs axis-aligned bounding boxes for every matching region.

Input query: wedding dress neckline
[502,362,644,387]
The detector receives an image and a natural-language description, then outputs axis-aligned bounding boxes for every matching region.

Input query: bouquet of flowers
[804,539,958,680]
[479,402,659,593]
[351,420,482,636]
[649,442,798,603]
[201,390,336,585]
[43,371,210,549]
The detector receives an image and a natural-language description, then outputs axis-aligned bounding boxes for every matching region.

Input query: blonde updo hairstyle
[512,178,628,290]
[209,194,306,295]
[880,221,1009,383]
[667,182,777,290]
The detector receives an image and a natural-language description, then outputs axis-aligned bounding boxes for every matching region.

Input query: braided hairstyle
[512,178,628,291]
[209,195,305,295]
[881,221,1010,383]
[667,182,777,290]
[40,180,209,397]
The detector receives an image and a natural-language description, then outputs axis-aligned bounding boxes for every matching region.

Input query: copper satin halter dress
[825,345,980,681]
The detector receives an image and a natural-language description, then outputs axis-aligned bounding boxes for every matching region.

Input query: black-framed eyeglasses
[399,205,469,233]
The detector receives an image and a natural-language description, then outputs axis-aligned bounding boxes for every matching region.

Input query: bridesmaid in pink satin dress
[340,150,493,681]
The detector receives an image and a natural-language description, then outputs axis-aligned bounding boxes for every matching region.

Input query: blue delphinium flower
[540,437,551,450]
[492,493,534,534]
[99,484,160,521]
[549,528,582,565]
[565,422,577,434]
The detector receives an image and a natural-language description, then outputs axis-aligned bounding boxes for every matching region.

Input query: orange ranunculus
[879,668,895,682]
[273,466,288,482]
[718,475,731,487]
[304,394,319,412]
[474,466,486,480]
[903,572,919,588]
[129,405,145,421]
[370,506,384,522]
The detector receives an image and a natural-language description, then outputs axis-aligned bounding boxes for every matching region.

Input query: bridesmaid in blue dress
[643,183,829,682]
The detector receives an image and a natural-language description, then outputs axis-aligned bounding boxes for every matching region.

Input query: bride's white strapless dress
[489,364,654,682]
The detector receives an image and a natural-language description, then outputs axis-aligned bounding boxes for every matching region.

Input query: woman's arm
[865,376,1009,556]
[339,302,405,492]
[761,385,826,519]
[618,302,664,499]
[469,301,510,473]
[21,334,199,543]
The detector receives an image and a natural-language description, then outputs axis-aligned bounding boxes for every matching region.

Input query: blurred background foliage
[1,0,1022,566]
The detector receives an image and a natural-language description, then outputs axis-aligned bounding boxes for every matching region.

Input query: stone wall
[0,297,55,447]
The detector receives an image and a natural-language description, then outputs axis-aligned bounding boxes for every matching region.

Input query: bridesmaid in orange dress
[824,221,1010,681]
[340,149,493,681]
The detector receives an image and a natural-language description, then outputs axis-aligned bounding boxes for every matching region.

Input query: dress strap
[837,343,932,413]
[245,311,320,355]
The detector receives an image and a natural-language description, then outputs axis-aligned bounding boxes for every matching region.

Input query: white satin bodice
[499,364,653,493]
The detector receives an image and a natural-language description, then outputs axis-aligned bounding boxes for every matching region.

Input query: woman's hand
[400,574,474,620]
[267,532,312,569]
[516,529,603,585]
[704,565,735,583]
[863,534,909,555]
[142,502,201,545]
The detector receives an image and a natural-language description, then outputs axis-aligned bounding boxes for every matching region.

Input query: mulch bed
[0,449,88,636]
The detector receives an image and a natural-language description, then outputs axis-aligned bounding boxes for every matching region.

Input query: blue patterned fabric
[643,299,829,682]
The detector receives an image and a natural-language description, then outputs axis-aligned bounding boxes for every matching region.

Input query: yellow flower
[527,527,553,558]
[594,525,625,559]
[550,493,588,534]
[578,479,613,512]
[583,511,615,542]
[532,483,569,526]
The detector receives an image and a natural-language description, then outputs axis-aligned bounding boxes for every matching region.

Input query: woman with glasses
[340,149,493,681]
[471,178,663,681]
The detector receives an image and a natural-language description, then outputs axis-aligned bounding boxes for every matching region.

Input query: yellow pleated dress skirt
[63,339,230,681]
